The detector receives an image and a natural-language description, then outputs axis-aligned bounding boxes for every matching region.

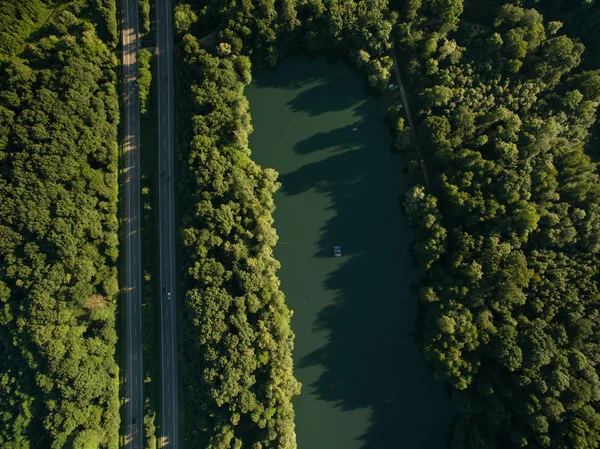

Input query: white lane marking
[166,3,178,444]
[155,1,168,445]
[152,1,179,445]
[123,3,134,448]
[134,6,144,445]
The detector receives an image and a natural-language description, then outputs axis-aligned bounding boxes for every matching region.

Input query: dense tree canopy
[398,1,600,448]
[0,0,120,55]
[177,40,300,448]
[174,1,412,447]
[0,0,55,58]
[0,1,120,448]
[177,0,600,448]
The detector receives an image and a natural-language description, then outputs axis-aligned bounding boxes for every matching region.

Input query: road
[121,0,143,448]
[156,0,179,447]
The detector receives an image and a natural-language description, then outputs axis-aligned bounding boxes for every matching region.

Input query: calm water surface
[247,55,455,449]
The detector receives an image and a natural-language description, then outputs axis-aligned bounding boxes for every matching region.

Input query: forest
[1,0,599,448]
[173,1,404,447]
[175,0,600,448]
[176,37,301,449]
[0,1,120,448]
[400,0,600,447]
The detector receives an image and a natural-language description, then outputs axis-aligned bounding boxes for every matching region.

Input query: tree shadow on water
[278,104,454,449]
[293,122,374,155]
[285,74,369,116]
[255,54,378,117]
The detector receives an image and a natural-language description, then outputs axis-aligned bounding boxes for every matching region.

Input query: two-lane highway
[121,0,143,448]
[156,0,179,447]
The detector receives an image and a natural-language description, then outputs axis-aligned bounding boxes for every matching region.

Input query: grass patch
[0,0,67,59]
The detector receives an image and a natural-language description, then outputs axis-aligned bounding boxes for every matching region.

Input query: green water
[247,55,455,449]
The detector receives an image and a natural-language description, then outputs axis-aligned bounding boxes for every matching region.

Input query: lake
[246,54,455,449]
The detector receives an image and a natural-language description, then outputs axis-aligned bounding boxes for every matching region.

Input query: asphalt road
[156,0,179,447]
[121,1,143,448]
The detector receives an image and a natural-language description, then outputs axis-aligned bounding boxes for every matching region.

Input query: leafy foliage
[89,0,118,47]
[0,0,54,58]
[138,48,152,115]
[0,2,120,448]
[177,37,300,449]
[0,0,118,59]
[399,2,600,448]
[179,0,600,448]
[139,0,151,35]
[177,0,398,89]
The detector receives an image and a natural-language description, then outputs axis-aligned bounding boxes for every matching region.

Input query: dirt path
[391,52,431,189]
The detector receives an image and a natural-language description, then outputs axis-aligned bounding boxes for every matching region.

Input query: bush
[138,48,152,115]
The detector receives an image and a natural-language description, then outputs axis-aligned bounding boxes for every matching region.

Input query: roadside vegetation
[139,50,159,449]
[175,0,600,448]
[139,0,151,36]
[0,1,120,448]
[176,42,301,449]
[173,1,407,447]
[138,48,152,115]
[173,1,405,448]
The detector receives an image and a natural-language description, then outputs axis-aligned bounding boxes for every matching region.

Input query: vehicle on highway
[167,292,171,300]
[162,284,166,292]
[164,75,168,82]
[166,175,170,182]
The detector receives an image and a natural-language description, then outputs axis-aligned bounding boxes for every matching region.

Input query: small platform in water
[333,246,342,257]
